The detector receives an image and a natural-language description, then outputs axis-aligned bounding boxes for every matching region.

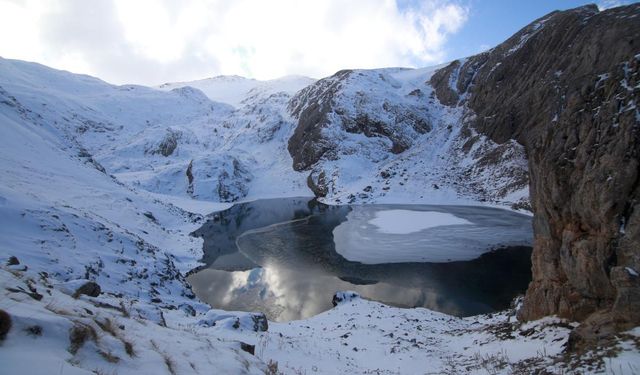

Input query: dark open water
[188,197,533,321]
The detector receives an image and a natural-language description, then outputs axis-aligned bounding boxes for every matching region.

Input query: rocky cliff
[431,3,640,345]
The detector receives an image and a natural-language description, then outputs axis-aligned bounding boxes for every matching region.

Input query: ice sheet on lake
[333,205,532,264]
[368,209,472,234]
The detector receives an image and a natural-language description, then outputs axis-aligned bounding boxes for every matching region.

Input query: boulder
[58,279,101,298]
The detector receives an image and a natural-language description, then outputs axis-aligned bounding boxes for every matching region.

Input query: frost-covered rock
[332,291,360,306]
[285,65,530,206]
[198,309,268,332]
[288,68,432,170]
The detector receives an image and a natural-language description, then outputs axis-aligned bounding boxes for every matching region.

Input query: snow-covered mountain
[0,57,528,208]
[2,3,640,373]
[0,58,271,373]
[0,56,530,373]
[0,58,320,203]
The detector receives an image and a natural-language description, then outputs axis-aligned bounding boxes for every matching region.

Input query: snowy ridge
[0,57,529,207]
[158,74,316,108]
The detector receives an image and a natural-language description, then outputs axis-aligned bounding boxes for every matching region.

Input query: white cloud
[597,0,636,10]
[0,0,468,85]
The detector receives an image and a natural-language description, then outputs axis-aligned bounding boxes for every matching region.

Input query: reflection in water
[190,264,428,321]
[188,197,533,321]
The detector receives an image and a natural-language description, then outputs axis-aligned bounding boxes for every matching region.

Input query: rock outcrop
[287,69,431,171]
[431,3,640,344]
[148,129,180,157]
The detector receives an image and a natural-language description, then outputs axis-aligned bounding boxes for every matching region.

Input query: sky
[0,0,637,86]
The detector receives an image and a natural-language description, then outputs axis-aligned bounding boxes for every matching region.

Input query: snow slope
[0,65,267,372]
[0,270,265,375]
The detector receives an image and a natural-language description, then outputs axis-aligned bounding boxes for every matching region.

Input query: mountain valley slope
[0,3,639,374]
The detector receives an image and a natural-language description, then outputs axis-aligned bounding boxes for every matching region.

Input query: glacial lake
[188,197,533,321]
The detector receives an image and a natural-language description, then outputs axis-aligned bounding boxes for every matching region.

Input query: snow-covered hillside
[0,58,314,203]
[287,66,529,206]
[0,59,269,372]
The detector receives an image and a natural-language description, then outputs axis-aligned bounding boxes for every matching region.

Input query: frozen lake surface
[188,198,533,321]
[334,205,532,264]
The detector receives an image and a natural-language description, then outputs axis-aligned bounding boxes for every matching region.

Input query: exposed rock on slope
[431,3,640,343]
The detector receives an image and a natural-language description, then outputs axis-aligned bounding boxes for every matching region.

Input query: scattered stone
[199,310,268,332]
[25,325,42,337]
[251,314,269,332]
[6,286,42,301]
[179,304,196,317]
[6,256,19,266]
[143,211,158,224]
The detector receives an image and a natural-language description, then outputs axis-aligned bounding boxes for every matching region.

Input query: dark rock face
[6,256,19,266]
[240,342,255,355]
[429,60,460,106]
[186,159,194,196]
[307,171,329,197]
[432,4,640,342]
[288,70,352,171]
[332,291,360,307]
[217,158,251,202]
